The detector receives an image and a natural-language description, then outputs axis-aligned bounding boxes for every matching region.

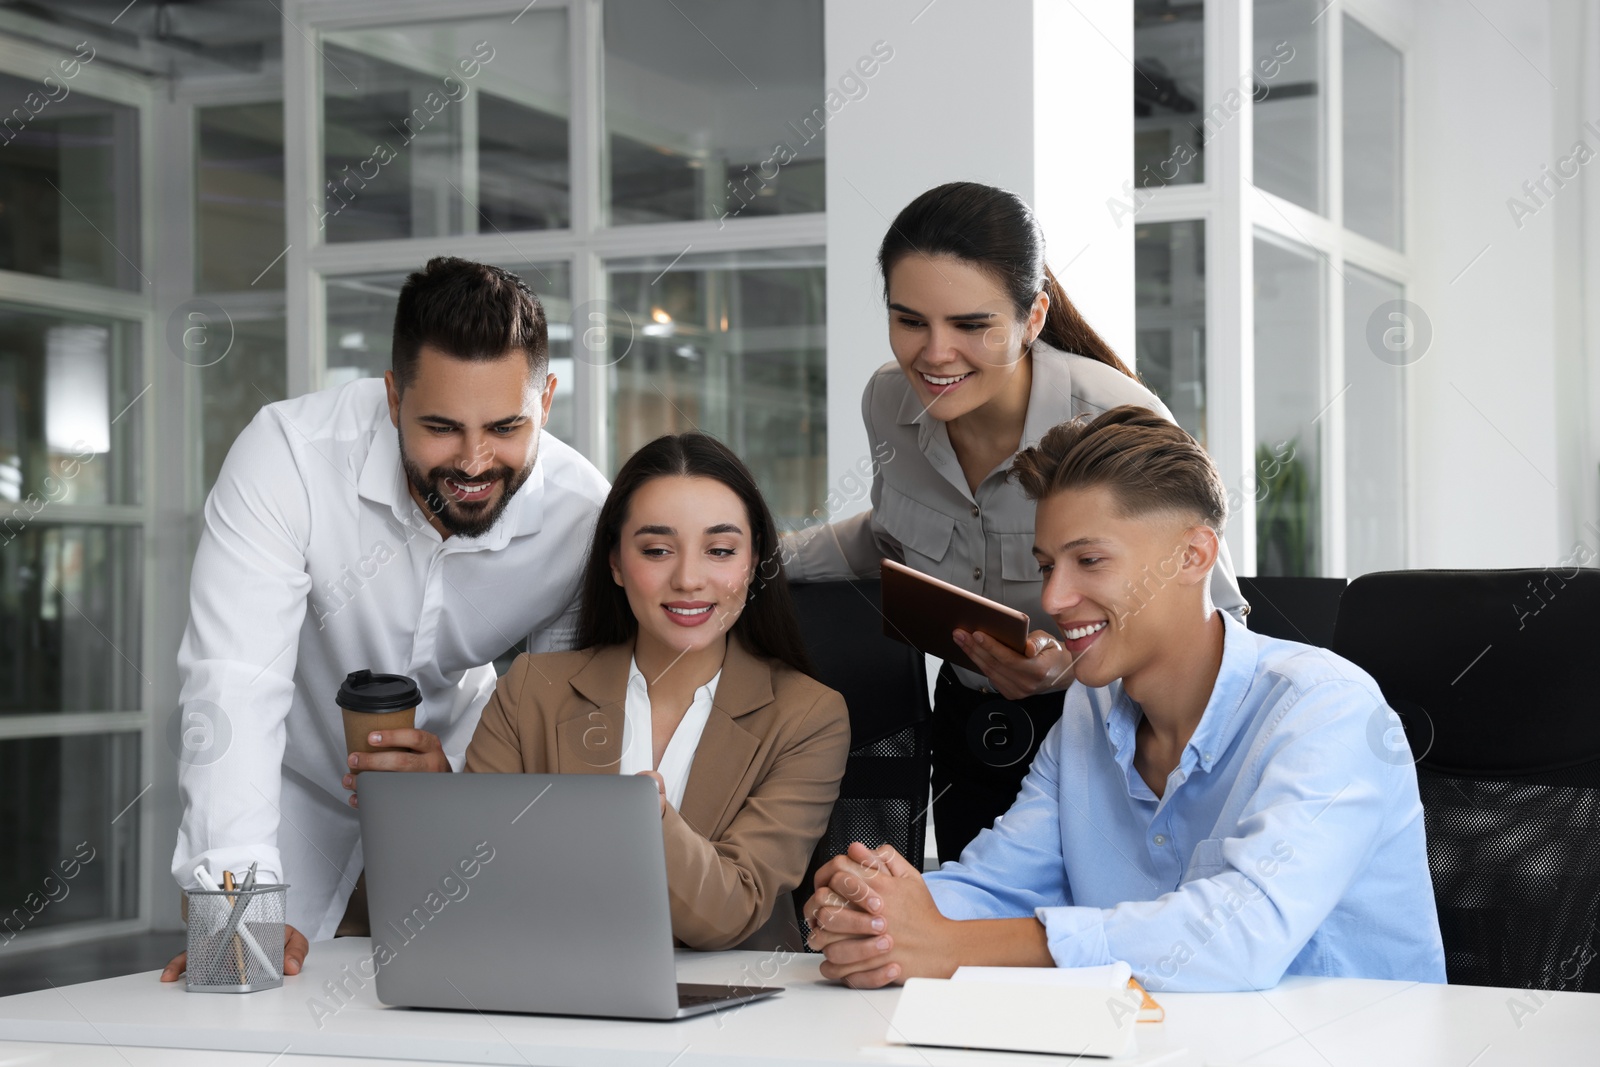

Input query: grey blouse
[782,341,1250,690]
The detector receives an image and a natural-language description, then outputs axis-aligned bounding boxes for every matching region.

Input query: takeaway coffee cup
[338,669,421,761]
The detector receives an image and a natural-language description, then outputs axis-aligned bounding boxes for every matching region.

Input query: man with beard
[162,258,608,980]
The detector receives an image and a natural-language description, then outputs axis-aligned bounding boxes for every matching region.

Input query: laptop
[357,771,782,1020]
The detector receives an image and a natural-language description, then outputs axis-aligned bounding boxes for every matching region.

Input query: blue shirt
[924,610,1447,991]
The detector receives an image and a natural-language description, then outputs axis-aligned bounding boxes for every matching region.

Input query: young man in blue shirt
[806,406,1445,991]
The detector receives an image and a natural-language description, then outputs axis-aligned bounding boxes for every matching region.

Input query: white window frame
[1136,0,1414,577]
[0,36,164,950]
[284,0,826,475]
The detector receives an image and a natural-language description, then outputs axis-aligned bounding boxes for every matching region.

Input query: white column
[1551,0,1600,556]
[1209,0,1256,575]
[824,0,1134,502]
[1031,0,1136,364]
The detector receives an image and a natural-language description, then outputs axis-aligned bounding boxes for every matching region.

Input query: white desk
[0,938,1594,1066]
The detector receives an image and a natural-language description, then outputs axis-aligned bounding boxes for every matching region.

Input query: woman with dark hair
[466,432,850,950]
[785,181,1246,862]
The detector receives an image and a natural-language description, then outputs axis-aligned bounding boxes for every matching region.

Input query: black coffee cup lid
[338,669,421,712]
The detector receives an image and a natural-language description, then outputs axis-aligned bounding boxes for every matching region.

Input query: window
[1133,0,1206,189]
[1342,15,1403,249]
[1342,265,1407,574]
[1135,4,1410,579]
[0,308,143,507]
[1253,0,1324,215]
[1253,235,1323,577]
[606,249,825,523]
[198,103,286,291]
[604,0,825,225]
[319,14,571,242]
[0,72,141,290]
[1135,220,1206,444]
[0,51,151,944]
[296,0,826,499]
[0,734,140,933]
[195,101,288,492]
[0,0,828,947]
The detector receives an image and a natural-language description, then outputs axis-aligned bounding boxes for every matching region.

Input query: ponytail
[1037,265,1134,377]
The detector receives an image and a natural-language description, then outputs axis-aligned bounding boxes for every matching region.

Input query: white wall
[1407,0,1571,567]
[822,0,1133,502]
[1032,1,1136,366]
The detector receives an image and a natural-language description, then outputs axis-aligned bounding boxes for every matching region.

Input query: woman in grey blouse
[784,182,1247,860]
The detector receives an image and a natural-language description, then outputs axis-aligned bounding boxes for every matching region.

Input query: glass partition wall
[0,0,1410,949]
[0,0,827,948]
[1133,1,1411,578]
[0,53,153,947]
[298,0,827,493]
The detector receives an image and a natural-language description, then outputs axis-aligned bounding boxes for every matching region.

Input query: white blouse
[618,656,722,810]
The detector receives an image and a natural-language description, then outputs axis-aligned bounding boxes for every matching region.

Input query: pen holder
[183,883,287,993]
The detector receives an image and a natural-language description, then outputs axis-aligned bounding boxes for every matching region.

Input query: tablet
[880,559,1030,674]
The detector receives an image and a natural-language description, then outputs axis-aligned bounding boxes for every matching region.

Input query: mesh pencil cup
[183,882,288,992]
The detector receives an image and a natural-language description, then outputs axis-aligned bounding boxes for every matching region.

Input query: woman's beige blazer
[464,636,850,950]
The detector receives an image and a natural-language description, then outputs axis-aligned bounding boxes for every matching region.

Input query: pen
[194,866,279,981]
[232,861,261,980]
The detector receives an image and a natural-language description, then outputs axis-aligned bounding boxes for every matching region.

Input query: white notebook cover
[887,977,1139,1059]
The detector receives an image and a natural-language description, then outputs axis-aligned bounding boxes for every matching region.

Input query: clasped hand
[803,842,953,989]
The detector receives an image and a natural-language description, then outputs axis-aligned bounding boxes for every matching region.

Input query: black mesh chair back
[1238,575,1347,647]
[788,579,932,936]
[1331,568,1600,991]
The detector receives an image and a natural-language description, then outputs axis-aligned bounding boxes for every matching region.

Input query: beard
[398,428,537,539]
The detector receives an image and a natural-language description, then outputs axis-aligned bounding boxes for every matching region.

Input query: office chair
[1332,568,1600,991]
[1238,575,1347,647]
[788,578,933,943]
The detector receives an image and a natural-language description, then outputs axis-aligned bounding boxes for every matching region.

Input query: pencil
[222,870,245,982]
